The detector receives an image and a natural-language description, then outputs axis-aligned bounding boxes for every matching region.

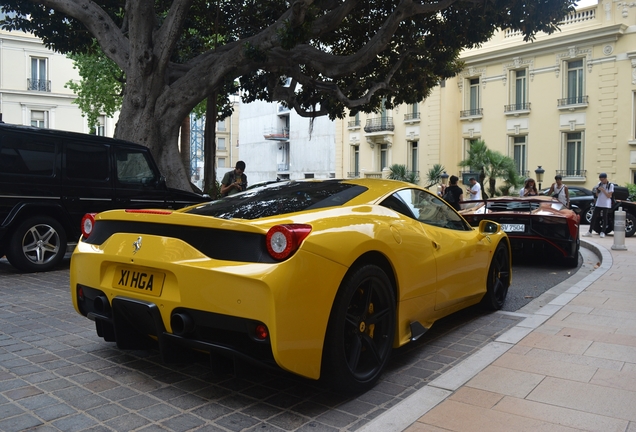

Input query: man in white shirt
[468,177,482,200]
[583,173,613,238]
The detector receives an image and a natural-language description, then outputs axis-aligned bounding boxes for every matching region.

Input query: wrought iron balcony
[27,79,51,92]
[504,103,531,113]
[557,96,588,107]
[459,108,483,118]
[364,117,394,133]
[404,112,420,121]
[264,127,289,141]
[556,169,587,177]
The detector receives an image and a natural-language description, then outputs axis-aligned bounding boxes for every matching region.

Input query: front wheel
[322,264,396,394]
[481,242,511,310]
[6,217,67,272]
[625,213,636,238]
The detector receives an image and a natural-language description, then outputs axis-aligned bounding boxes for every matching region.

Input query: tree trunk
[180,116,191,187]
[203,95,218,196]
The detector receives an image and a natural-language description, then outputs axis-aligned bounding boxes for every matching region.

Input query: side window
[393,189,470,231]
[115,149,157,184]
[65,142,109,180]
[0,135,55,176]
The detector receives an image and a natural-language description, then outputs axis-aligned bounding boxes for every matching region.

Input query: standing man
[583,172,613,238]
[221,161,248,197]
[467,177,482,200]
[547,175,570,207]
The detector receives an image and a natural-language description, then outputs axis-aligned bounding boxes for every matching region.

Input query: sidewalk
[362,233,636,432]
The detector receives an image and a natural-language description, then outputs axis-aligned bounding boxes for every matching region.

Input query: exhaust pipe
[171,313,195,336]
[93,296,110,313]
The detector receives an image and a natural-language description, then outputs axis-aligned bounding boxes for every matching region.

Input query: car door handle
[432,241,440,250]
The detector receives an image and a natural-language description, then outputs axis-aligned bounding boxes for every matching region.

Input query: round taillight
[265,224,312,260]
[254,324,269,340]
[81,213,97,238]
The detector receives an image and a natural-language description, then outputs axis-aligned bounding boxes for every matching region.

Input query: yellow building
[336,0,636,191]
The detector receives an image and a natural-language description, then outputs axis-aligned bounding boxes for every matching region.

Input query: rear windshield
[186,180,367,220]
[486,201,541,212]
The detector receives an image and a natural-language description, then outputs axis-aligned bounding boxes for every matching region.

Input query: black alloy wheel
[323,264,396,394]
[625,213,635,238]
[6,217,67,272]
[480,242,511,310]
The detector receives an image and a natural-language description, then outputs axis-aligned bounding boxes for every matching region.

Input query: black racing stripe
[84,220,277,263]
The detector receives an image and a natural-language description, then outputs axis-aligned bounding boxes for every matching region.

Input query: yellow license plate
[113,266,165,297]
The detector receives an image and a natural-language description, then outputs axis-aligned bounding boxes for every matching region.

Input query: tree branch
[36,0,129,66]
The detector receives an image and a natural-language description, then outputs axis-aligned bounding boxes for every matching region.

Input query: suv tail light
[265,224,312,260]
[81,213,97,238]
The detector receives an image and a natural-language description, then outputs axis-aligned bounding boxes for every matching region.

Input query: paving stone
[51,412,99,432]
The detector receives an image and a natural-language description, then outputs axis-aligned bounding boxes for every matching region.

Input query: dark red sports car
[460,196,580,267]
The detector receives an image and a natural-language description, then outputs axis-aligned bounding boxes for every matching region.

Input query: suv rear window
[186,181,366,220]
[0,136,55,176]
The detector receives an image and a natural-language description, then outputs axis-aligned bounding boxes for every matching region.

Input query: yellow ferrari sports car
[70,178,511,393]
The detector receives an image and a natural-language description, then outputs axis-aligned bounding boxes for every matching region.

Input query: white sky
[575,0,598,8]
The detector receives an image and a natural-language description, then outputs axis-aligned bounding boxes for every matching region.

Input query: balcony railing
[459,108,483,118]
[504,103,531,113]
[364,117,394,133]
[263,127,289,141]
[557,96,588,107]
[556,169,587,177]
[404,112,420,121]
[27,79,51,92]
[347,171,360,178]
[348,119,361,128]
[364,172,383,179]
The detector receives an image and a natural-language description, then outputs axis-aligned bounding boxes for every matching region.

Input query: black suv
[0,123,206,272]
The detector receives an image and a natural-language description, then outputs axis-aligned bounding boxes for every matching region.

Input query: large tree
[1,0,575,190]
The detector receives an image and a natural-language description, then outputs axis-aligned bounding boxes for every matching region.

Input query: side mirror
[478,219,500,235]
[158,175,167,189]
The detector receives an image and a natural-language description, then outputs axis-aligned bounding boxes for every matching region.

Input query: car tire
[592,209,613,234]
[322,264,396,394]
[6,217,67,273]
[625,213,636,238]
[584,206,593,225]
[480,242,511,310]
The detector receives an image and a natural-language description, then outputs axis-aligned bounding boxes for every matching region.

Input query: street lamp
[535,166,545,191]
[440,171,449,185]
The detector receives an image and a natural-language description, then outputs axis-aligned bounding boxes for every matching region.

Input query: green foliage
[626,183,636,201]
[459,140,521,197]
[387,164,419,185]
[64,43,123,131]
[0,0,577,123]
[424,164,446,189]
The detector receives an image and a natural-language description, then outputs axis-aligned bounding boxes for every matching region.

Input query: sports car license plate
[501,223,525,232]
[113,266,165,297]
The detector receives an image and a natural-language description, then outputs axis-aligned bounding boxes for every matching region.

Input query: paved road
[0,253,585,432]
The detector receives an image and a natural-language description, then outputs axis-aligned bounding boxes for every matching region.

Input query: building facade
[0,26,116,136]
[337,0,636,191]
[239,98,336,185]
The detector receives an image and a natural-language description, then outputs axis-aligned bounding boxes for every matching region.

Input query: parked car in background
[460,196,580,267]
[71,178,511,393]
[0,122,206,272]
[589,196,636,238]
[540,186,595,224]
